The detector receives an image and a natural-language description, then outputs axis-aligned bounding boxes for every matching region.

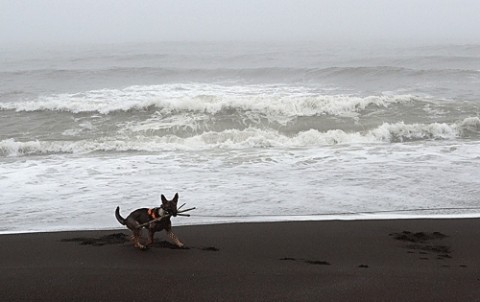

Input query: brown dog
[115,193,184,250]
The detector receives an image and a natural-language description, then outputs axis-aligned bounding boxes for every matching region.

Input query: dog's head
[161,193,179,217]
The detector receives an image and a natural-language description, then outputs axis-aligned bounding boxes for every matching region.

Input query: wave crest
[0,84,415,117]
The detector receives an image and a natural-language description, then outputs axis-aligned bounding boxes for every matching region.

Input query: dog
[115,193,184,250]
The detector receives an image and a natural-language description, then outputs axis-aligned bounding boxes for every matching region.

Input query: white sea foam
[1,140,480,233]
[1,118,478,156]
[0,84,415,117]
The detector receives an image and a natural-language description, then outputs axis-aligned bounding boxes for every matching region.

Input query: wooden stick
[178,207,196,214]
[136,216,164,229]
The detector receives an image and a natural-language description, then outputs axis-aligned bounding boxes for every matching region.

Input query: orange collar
[147,208,158,219]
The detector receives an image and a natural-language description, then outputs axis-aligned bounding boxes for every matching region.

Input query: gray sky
[1,0,479,46]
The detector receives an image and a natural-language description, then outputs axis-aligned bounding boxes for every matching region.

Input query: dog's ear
[173,193,179,203]
[161,194,168,204]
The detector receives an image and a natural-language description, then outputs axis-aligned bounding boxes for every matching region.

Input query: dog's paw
[139,245,149,251]
[135,243,148,250]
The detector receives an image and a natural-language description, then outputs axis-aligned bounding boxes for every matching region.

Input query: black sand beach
[1,219,479,301]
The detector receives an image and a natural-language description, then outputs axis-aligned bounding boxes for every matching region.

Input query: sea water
[1,42,479,233]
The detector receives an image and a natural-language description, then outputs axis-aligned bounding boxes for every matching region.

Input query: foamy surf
[1,141,479,234]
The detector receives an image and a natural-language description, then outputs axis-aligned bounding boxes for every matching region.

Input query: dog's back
[116,207,155,229]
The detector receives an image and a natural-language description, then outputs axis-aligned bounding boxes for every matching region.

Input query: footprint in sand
[390,230,452,263]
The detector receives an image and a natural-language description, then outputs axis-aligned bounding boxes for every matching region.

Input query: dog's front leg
[167,231,184,248]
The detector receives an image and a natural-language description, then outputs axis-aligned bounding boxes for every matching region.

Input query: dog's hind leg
[131,230,146,250]
[167,231,184,248]
[147,230,155,246]
[126,219,147,249]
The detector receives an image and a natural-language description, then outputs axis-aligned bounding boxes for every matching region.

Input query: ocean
[1,41,479,233]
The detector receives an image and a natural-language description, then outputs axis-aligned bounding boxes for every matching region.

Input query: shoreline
[2,219,480,301]
[2,213,480,235]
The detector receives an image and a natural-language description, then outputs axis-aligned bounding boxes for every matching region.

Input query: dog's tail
[115,206,126,225]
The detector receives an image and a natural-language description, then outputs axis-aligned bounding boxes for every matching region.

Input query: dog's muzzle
[165,209,177,217]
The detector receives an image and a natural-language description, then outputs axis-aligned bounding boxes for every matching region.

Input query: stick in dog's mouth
[175,207,196,217]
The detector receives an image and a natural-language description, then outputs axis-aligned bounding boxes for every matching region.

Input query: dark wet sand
[1,219,480,301]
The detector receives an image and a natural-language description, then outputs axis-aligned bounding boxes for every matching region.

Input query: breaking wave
[0,84,417,118]
[2,117,478,157]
